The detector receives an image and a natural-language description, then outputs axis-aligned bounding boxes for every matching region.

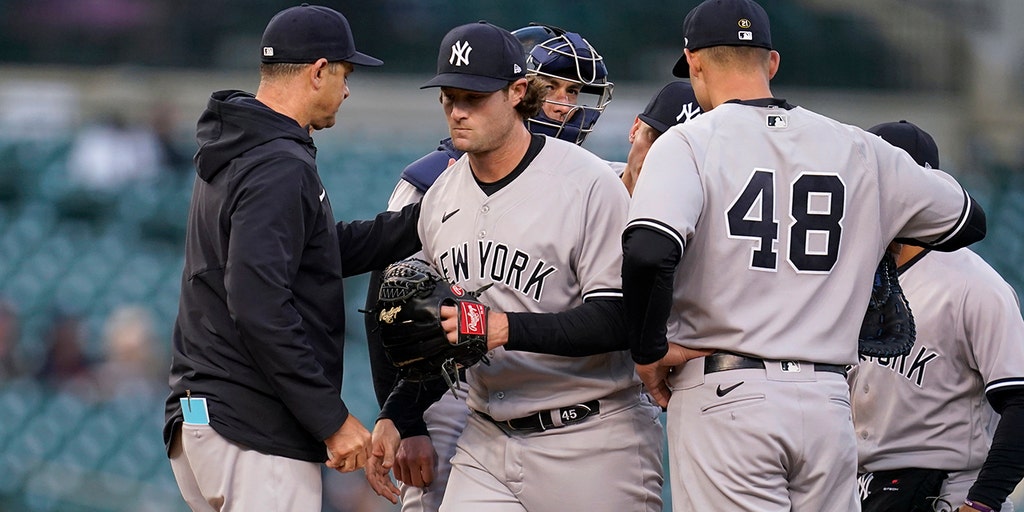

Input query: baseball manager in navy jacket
[163,5,420,511]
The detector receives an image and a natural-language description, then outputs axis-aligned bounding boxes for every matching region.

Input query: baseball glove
[859,251,916,357]
[372,258,490,393]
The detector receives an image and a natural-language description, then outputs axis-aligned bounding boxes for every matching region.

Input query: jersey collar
[897,248,931,275]
[474,134,546,196]
[725,97,795,110]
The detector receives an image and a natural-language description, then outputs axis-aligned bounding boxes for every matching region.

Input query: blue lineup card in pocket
[180,397,210,425]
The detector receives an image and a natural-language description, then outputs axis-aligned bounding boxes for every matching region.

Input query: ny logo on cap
[450,40,472,67]
[677,102,700,123]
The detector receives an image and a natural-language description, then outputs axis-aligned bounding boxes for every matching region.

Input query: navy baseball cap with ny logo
[673,0,773,77]
[639,81,702,134]
[421,21,527,92]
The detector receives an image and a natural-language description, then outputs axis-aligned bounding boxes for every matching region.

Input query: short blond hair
[698,46,771,74]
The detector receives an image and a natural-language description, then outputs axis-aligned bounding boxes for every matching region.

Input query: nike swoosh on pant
[716,382,744,397]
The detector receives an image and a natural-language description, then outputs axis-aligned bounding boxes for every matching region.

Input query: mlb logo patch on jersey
[767,114,788,128]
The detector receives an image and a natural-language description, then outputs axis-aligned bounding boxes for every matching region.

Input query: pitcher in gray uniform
[851,120,1024,512]
[622,0,988,511]
[366,21,663,512]
[361,23,617,512]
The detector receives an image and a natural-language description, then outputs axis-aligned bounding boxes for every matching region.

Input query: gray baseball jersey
[419,136,637,418]
[391,152,640,512]
[419,136,663,512]
[387,179,425,212]
[851,248,1024,479]
[628,102,977,366]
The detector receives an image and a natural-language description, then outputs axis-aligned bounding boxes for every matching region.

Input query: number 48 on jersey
[726,169,845,273]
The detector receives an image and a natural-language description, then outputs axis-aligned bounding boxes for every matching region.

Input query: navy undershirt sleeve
[621,227,681,364]
[967,388,1024,507]
[377,377,448,439]
[504,299,627,356]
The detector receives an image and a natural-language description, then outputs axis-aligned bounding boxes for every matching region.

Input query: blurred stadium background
[0,0,1022,510]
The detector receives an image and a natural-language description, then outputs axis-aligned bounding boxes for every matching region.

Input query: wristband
[963,499,995,512]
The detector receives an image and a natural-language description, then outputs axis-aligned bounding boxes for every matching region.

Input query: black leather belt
[704,352,847,377]
[476,400,600,432]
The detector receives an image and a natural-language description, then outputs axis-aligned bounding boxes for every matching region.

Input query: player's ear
[509,78,528,107]
[684,49,701,77]
[310,58,330,87]
[767,50,781,79]
[628,117,642,144]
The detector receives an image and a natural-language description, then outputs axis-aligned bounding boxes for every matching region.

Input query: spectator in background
[94,304,163,400]
[34,309,98,398]
[0,298,26,382]
[149,101,193,174]
[66,112,162,190]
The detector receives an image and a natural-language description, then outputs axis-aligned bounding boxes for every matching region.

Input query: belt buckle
[503,411,546,431]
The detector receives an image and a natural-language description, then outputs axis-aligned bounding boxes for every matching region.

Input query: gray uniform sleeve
[870,138,985,249]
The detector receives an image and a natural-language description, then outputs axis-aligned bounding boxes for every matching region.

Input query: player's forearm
[621,227,680,364]
[337,202,422,276]
[378,378,446,438]
[504,299,628,356]
[966,393,1024,507]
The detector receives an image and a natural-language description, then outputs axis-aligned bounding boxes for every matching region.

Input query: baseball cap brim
[345,51,383,67]
[672,54,690,78]
[420,73,511,92]
[637,112,671,134]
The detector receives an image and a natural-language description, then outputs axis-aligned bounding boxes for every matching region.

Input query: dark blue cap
[672,0,773,77]
[868,120,940,169]
[421,21,527,92]
[638,81,702,133]
[261,4,382,66]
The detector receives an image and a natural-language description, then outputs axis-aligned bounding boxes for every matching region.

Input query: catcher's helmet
[512,23,613,145]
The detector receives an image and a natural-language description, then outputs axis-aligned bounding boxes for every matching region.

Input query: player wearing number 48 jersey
[851,120,1024,512]
[622,0,987,511]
